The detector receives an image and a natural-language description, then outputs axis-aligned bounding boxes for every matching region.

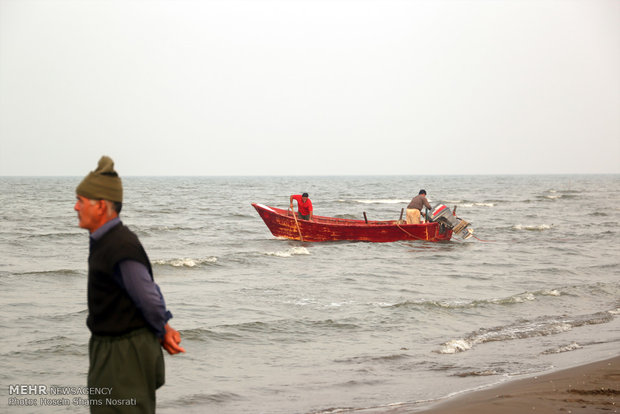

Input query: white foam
[437,316,589,354]
[513,224,552,231]
[327,301,353,308]
[556,342,582,353]
[513,292,536,303]
[454,202,494,208]
[353,199,410,204]
[153,257,217,267]
[487,292,536,305]
[438,339,472,354]
[265,246,310,257]
[374,302,396,308]
[286,298,316,306]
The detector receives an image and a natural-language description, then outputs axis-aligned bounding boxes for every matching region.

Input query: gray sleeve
[115,260,172,338]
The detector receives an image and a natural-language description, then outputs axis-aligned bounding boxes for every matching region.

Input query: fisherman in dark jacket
[74,156,184,413]
[406,189,432,224]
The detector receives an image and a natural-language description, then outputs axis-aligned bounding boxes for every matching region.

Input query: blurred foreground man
[74,156,184,413]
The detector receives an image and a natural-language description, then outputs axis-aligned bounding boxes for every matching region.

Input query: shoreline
[411,354,619,413]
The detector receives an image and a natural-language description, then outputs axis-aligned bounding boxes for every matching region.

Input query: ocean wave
[335,378,386,387]
[439,339,472,354]
[39,343,87,357]
[379,289,562,310]
[27,335,71,345]
[349,199,410,204]
[452,361,545,378]
[539,193,578,200]
[264,246,310,257]
[335,353,411,364]
[143,225,207,232]
[326,301,354,308]
[453,369,500,377]
[436,310,614,354]
[169,392,244,406]
[152,257,218,267]
[181,327,244,342]
[40,309,88,322]
[591,211,610,217]
[283,297,357,309]
[457,202,496,208]
[4,344,87,358]
[23,231,83,240]
[16,269,82,277]
[16,337,86,357]
[215,318,360,338]
[310,319,360,330]
[542,342,582,354]
[512,224,553,231]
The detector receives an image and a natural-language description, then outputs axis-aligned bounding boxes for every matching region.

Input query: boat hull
[252,203,452,242]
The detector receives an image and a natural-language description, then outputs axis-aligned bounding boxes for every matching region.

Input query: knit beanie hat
[76,156,123,202]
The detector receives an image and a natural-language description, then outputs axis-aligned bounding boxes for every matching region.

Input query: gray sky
[1,0,618,176]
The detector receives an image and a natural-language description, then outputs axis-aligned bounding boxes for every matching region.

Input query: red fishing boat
[252,203,473,243]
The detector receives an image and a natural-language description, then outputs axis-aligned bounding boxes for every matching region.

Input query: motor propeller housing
[429,204,474,239]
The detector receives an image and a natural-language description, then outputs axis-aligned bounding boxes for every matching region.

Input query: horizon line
[1,172,619,178]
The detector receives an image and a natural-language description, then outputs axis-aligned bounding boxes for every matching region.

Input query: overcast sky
[0,0,618,176]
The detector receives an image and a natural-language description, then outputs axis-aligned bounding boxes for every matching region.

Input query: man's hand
[160,323,186,355]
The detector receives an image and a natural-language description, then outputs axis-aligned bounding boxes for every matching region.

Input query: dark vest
[87,223,153,336]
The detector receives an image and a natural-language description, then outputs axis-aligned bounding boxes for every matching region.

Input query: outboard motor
[429,204,474,239]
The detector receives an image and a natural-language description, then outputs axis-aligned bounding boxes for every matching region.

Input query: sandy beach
[414,355,619,414]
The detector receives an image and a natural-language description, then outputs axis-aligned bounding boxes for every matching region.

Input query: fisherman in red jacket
[290,193,313,221]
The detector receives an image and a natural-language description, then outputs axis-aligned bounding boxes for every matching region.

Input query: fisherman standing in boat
[406,189,432,224]
[290,192,313,221]
[74,156,185,413]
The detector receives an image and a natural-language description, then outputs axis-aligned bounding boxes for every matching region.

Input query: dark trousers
[88,328,165,413]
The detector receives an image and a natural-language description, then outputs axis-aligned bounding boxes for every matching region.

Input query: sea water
[1,175,618,413]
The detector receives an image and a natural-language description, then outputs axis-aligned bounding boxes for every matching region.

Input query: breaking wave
[458,202,496,207]
[349,199,410,204]
[376,289,561,310]
[512,224,553,231]
[542,342,582,354]
[264,246,310,257]
[540,192,578,200]
[152,257,218,267]
[436,310,615,354]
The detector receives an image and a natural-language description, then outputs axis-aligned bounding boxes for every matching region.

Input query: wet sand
[415,355,619,414]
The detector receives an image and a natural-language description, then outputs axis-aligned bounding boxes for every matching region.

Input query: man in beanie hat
[74,156,184,413]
